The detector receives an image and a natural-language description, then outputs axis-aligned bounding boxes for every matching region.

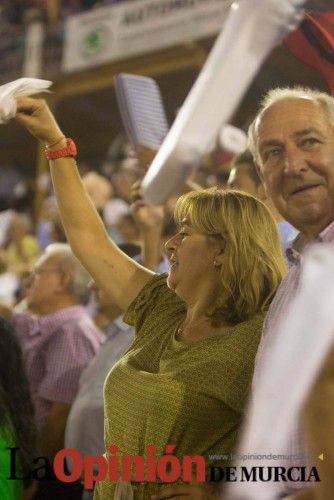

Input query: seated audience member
[11,243,104,499]
[14,97,286,499]
[228,149,298,252]
[0,316,36,500]
[65,243,139,499]
[0,211,39,274]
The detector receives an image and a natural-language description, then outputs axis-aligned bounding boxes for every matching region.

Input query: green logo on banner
[82,25,110,56]
[85,30,101,53]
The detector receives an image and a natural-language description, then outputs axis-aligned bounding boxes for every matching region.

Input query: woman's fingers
[131,179,143,202]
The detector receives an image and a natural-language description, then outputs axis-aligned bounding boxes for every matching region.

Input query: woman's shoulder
[235,310,266,330]
[225,310,266,347]
[124,273,184,331]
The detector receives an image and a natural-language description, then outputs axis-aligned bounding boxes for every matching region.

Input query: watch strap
[45,138,77,160]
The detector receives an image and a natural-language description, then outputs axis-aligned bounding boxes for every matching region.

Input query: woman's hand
[151,483,221,499]
[15,97,64,145]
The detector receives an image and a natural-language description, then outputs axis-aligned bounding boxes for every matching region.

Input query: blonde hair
[248,86,334,167]
[174,188,287,325]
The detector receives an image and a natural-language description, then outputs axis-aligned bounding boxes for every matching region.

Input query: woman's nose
[164,233,179,254]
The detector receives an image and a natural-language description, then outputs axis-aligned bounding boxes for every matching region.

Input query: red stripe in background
[284,11,334,94]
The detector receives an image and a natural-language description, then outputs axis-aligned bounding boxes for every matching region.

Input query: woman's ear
[213,239,225,266]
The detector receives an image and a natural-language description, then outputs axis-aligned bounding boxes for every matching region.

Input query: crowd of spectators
[0,0,131,27]
[0,1,333,499]
[1,80,334,500]
[0,0,133,84]
[0,134,231,307]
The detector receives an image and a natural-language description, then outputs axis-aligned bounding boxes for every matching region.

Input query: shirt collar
[318,221,334,243]
[32,305,87,336]
[286,221,334,265]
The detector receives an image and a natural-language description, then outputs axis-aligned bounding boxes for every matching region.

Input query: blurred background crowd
[0,0,333,499]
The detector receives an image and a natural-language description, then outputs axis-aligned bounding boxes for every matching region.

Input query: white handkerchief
[0,77,52,124]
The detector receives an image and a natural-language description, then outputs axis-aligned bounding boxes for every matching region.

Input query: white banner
[62,0,230,73]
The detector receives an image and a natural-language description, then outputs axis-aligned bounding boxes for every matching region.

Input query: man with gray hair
[12,243,103,492]
[232,86,334,498]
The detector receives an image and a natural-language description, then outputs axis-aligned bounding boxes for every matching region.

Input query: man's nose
[283,145,308,175]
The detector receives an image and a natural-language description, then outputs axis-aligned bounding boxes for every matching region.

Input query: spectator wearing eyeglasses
[11,243,104,499]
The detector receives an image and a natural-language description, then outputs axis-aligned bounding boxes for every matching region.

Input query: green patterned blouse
[94,274,264,499]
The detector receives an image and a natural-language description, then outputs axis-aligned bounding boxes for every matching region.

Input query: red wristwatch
[45,138,77,160]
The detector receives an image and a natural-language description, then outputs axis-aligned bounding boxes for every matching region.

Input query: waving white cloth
[0,78,52,124]
[142,0,306,204]
[227,243,334,499]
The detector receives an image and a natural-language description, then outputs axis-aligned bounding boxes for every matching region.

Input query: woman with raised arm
[15,98,286,499]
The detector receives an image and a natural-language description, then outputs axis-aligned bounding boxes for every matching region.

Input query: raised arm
[15,97,153,310]
[131,199,165,271]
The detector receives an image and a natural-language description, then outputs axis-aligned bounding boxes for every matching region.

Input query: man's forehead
[256,98,330,140]
[257,98,322,127]
[36,253,58,268]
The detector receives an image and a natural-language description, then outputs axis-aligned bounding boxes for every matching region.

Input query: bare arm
[15,97,153,310]
[130,155,166,271]
[131,197,165,271]
[38,402,71,461]
[142,223,164,271]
